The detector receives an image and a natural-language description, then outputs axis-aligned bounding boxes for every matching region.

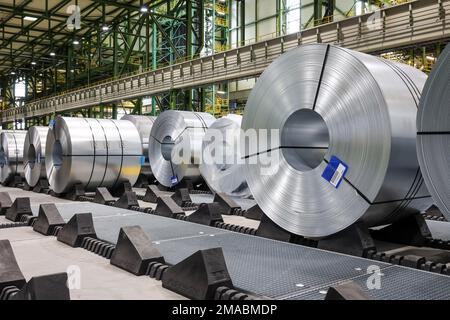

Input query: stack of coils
[121,115,157,176]
[23,126,49,187]
[200,114,251,197]
[417,43,450,220]
[45,116,142,194]
[0,131,27,184]
[242,44,432,238]
[148,110,216,187]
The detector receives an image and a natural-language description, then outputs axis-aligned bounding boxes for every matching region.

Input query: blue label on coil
[322,155,348,189]
[171,175,178,186]
[140,156,145,165]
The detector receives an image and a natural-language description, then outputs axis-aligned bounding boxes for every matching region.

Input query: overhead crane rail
[1,0,449,124]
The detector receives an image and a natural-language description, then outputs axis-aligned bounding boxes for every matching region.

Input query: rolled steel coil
[242,44,432,238]
[149,110,216,187]
[121,114,156,175]
[45,116,142,194]
[23,126,49,187]
[200,114,251,198]
[417,43,450,220]
[0,131,27,184]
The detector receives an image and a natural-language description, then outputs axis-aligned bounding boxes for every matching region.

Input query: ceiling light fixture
[23,16,38,22]
[140,6,148,13]
[31,61,37,65]
[102,25,109,32]
[73,39,80,45]
[50,52,56,57]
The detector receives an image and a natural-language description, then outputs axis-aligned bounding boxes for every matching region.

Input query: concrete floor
[0,185,260,300]
[0,186,72,204]
[0,216,11,224]
[0,227,184,300]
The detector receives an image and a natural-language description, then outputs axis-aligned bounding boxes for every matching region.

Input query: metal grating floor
[25,202,450,300]
[294,265,450,300]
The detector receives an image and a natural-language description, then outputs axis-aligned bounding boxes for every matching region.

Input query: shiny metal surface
[45,116,142,194]
[0,131,27,184]
[242,44,432,238]
[200,114,251,198]
[417,43,450,220]
[149,110,216,187]
[121,115,156,176]
[23,126,49,187]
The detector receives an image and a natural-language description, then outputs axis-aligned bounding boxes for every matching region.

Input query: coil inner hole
[0,147,6,168]
[161,136,175,161]
[52,140,63,168]
[280,108,330,172]
[27,144,36,169]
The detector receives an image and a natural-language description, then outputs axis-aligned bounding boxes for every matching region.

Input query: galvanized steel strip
[23,126,49,187]
[148,110,216,187]
[0,130,27,184]
[200,114,251,198]
[45,116,142,194]
[242,44,432,238]
[417,43,450,220]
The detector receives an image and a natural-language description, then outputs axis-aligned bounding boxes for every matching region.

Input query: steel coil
[45,116,142,194]
[242,44,432,238]
[0,131,27,184]
[121,114,156,176]
[23,126,49,187]
[149,110,216,187]
[200,114,251,198]
[417,43,450,220]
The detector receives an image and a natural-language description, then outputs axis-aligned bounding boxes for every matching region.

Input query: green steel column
[255,0,258,40]
[112,103,118,119]
[170,90,178,110]
[152,22,157,116]
[136,99,143,115]
[213,0,216,51]
[67,44,73,89]
[53,61,57,93]
[87,37,91,85]
[187,0,193,58]
[186,0,193,111]
[145,15,150,69]
[240,0,245,46]
[97,26,102,68]
[314,0,323,26]
[276,0,280,35]
[113,24,119,77]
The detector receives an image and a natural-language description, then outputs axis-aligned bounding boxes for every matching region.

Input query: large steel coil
[0,131,27,184]
[121,114,156,176]
[23,126,49,187]
[45,116,142,194]
[149,110,216,187]
[417,43,450,220]
[199,114,251,198]
[242,44,432,238]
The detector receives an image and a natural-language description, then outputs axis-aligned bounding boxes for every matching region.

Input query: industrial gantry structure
[0,0,448,128]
